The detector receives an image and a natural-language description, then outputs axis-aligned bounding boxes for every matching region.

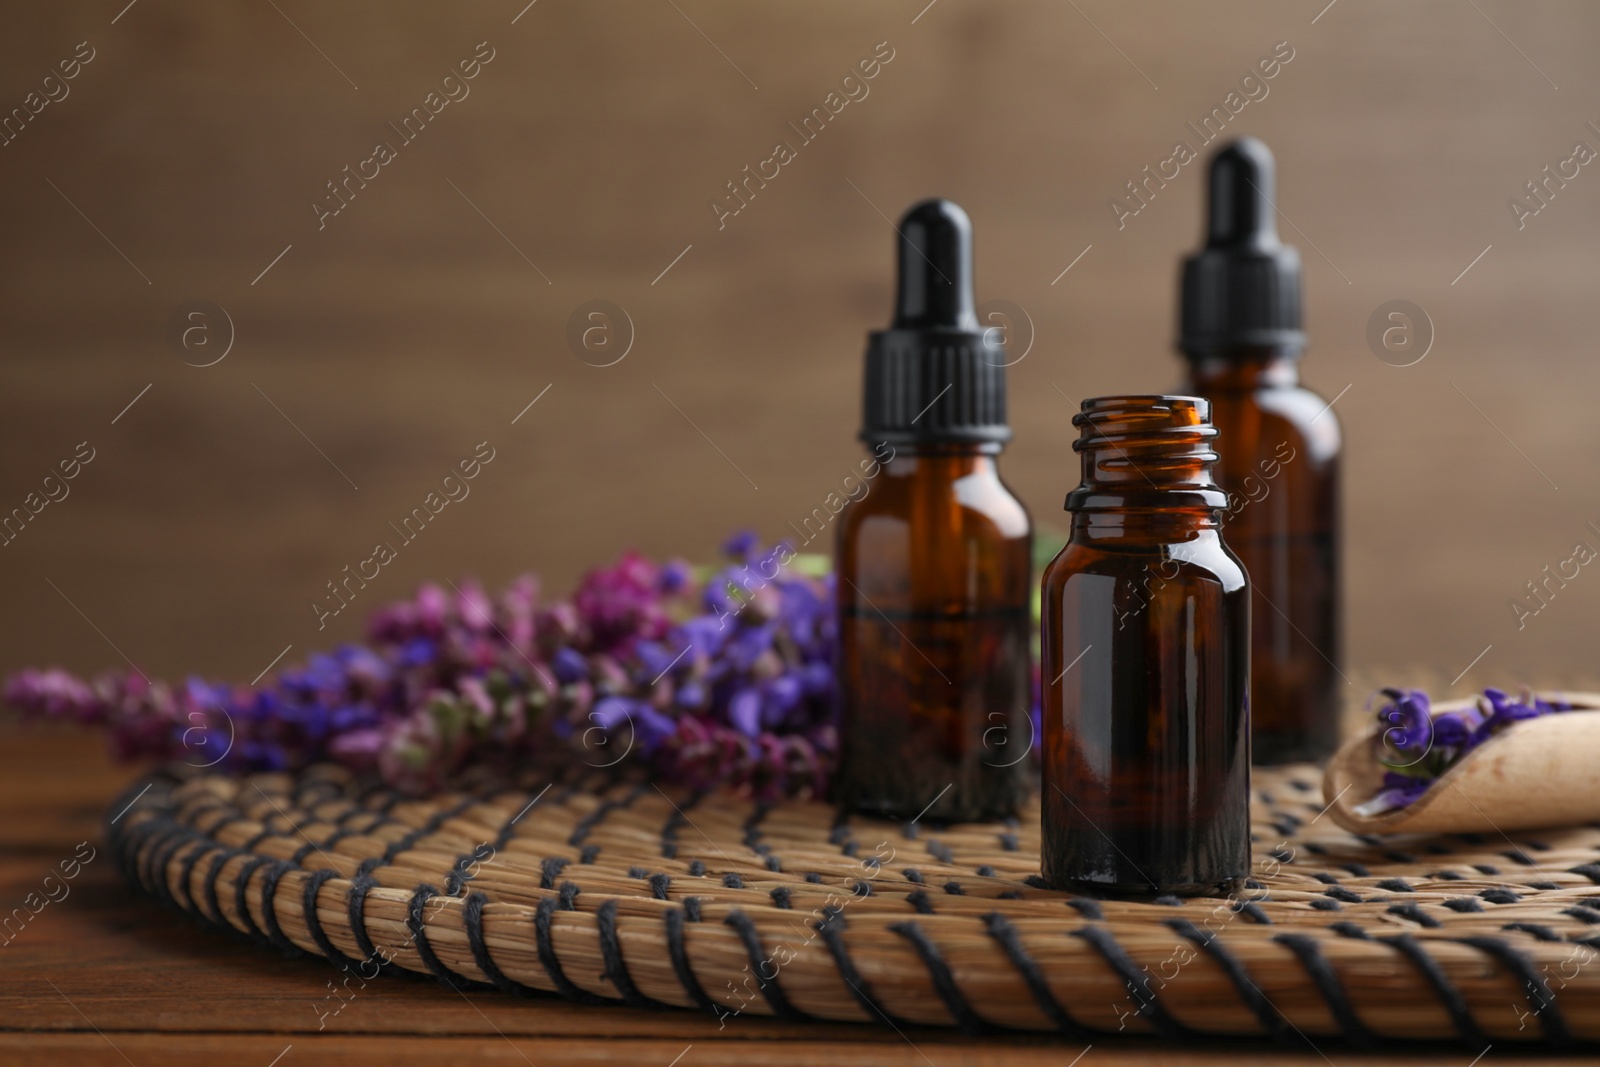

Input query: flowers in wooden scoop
[1355,686,1576,817]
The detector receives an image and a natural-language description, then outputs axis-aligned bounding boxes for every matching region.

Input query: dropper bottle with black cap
[834,198,1033,822]
[1179,137,1342,764]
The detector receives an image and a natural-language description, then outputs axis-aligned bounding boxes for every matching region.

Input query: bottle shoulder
[1045,532,1247,593]
[839,461,1032,540]
[1201,381,1341,465]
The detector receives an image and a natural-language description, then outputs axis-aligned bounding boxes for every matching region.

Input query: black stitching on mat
[1379,933,1486,1049]
[200,806,246,838]
[179,800,226,832]
[983,913,1086,1038]
[407,884,475,990]
[663,906,719,1017]
[1067,897,1104,920]
[115,806,156,881]
[146,825,195,910]
[131,821,179,904]
[346,871,399,977]
[533,897,608,1004]
[291,840,323,865]
[300,867,359,971]
[568,783,647,847]
[1167,917,1290,1043]
[540,857,569,889]
[742,802,773,860]
[1386,903,1441,928]
[381,795,481,863]
[445,848,486,897]
[258,860,303,956]
[1502,922,1564,942]
[1569,863,1600,884]
[1273,933,1373,1047]
[201,849,236,927]
[335,805,379,829]
[177,838,220,916]
[232,856,274,944]
[404,798,476,857]
[1072,923,1193,1039]
[597,898,674,1010]
[1459,935,1570,1046]
[462,891,535,997]
[494,784,549,850]
[241,827,277,853]
[1231,900,1272,924]
[891,920,986,1035]
[814,907,910,1029]
[723,908,807,1021]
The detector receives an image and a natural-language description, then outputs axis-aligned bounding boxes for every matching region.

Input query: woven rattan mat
[107,763,1600,1047]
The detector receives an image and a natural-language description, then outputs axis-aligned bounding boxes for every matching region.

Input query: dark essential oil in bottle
[1041,395,1250,896]
[1179,137,1342,766]
[834,198,1033,824]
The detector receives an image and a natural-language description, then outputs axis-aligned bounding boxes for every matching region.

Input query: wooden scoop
[1322,691,1600,835]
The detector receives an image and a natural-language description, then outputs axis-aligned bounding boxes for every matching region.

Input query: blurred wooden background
[2,0,1598,693]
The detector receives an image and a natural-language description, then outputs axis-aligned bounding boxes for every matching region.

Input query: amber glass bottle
[1041,395,1250,895]
[834,199,1033,823]
[1180,138,1341,765]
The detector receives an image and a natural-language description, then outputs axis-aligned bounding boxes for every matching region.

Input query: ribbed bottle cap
[1179,138,1305,357]
[861,199,1010,446]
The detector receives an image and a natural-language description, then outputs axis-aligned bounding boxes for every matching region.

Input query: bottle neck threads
[1065,395,1228,514]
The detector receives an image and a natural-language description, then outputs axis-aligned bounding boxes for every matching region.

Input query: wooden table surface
[0,723,1591,1067]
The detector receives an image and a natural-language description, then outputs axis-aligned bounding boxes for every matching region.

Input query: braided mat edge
[106,763,1600,1046]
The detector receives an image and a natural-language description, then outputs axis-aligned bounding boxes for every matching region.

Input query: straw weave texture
[107,763,1600,1046]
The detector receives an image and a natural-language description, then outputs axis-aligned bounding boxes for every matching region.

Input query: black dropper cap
[1179,138,1305,357]
[860,199,1010,446]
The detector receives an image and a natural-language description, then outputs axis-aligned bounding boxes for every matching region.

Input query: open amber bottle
[1041,395,1249,895]
[1180,138,1341,764]
[834,199,1033,823]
